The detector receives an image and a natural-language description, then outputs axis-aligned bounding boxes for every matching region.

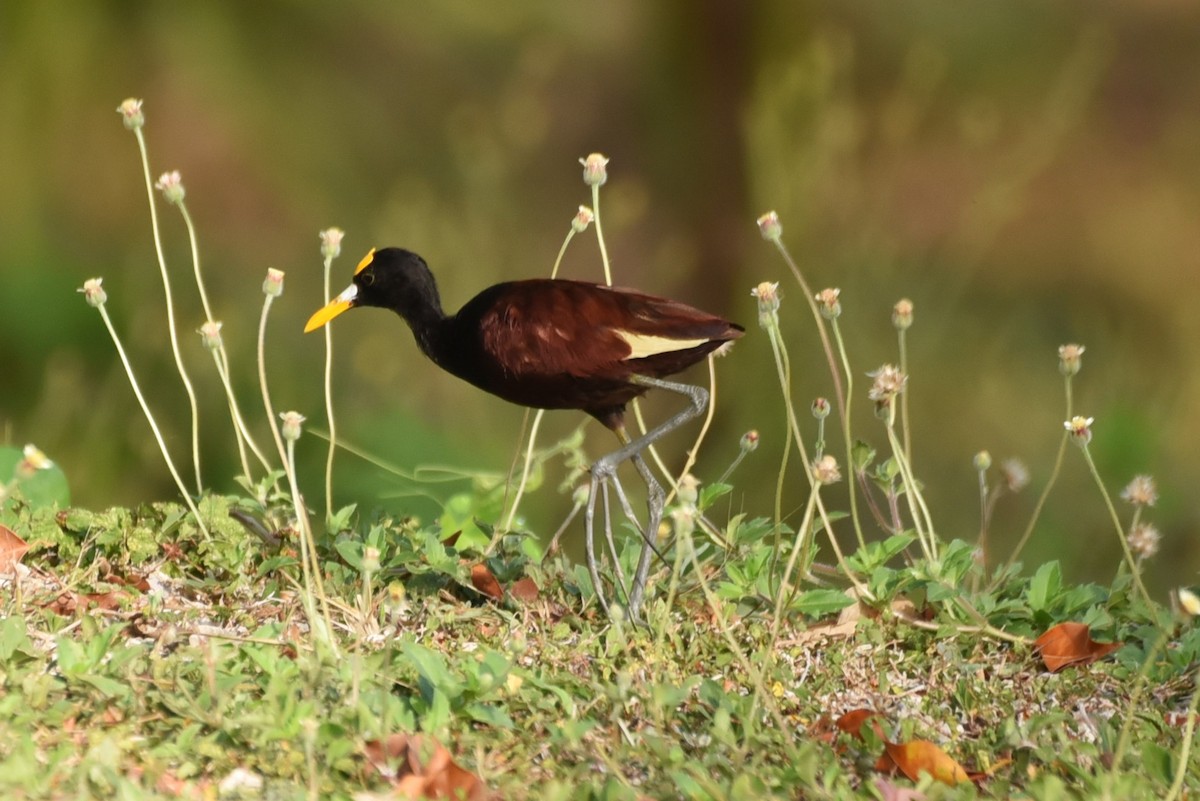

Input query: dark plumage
[306,248,743,432]
[306,246,744,620]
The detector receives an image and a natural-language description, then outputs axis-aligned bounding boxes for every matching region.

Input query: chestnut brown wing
[442,278,740,418]
[469,279,738,378]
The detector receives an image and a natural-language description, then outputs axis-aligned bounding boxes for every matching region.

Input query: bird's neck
[394,304,449,359]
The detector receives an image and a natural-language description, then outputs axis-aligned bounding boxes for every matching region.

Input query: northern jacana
[306,247,743,619]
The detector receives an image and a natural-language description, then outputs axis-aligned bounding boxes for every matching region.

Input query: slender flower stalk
[717,430,759,485]
[753,282,804,556]
[1164,667,1200,801]
[580,154,612,286]
[280,411,339,658]
[159,171,272,481]
[659,354,720,509]
[754,281,868,599]
[259,269,291,472]
[675,522,801,751]
[199,322,252,481]
[826,315,867,550]
[773,454,844,630]
[893,298,915,466]
[542,484,590,560]
[887,407,938,559]
[869,365,937,559]
[757,213,846,438]
[80,278,208,537]
[771,477,821,641]
[118,100,203,495]
[503,409,546,535]
[1000,346,1081,580]
[319,228,345,525]
[759,212,867,550]
[554,207,593,280]
[201,323,274,482]
[359,546,381,629]
[1111,625,1173,775]
[973,450,992,590]
[1067,415,1154,608]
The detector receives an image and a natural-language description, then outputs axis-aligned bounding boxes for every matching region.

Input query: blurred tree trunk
[646,1,754,311]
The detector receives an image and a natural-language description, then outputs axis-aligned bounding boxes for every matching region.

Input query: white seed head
[263,268,285,297]
[155,170,185,204]
[572,206,594,233]
[580,153,609,186]
[79,278,107,307]
[1121,475,1158,507]
[279,411,306,442]
[1058,344,1085,376]
[320,227,345,260]
[812,454,842,485]
[117,98,144,130]
[756,211,782,242]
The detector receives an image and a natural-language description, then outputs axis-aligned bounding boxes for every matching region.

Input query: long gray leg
[584,469,609,616]
[588,375,709,621]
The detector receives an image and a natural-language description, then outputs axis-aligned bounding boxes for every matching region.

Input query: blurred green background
[3,2,1198,591]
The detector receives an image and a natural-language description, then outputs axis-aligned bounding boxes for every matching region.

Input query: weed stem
[1165,666,1200,801]
[132,128,203,495]
[321,250,338,524]
[829,320,867,550]
[1002,374,1073,581]
[94,302,208,537]
[1078,443,1154,608]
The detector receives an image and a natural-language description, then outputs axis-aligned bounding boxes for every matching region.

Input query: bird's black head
[305,247,444,332]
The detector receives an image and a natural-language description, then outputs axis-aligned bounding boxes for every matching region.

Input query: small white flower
[579,153,609,186]
[79,278,107,307]
[320,227,345,259]
[1127,523,1161,560]
[868,365,908,401]
[279,411,305,442]
[756,211,782,241]
[1121,475,1158,507]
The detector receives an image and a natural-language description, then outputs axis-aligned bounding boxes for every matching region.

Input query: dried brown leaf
[362,733,486,800]
[509,577,538,603]
[836,708,886,741]
[0,524,29,573]
[470,564,503,601]
[1034,621,1121,672]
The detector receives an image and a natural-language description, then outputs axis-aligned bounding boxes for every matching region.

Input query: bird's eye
[361,272,375,286]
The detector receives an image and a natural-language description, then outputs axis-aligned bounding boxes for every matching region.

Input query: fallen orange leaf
[884,740,970,786]
[836,708,886,741]
[396,741,486,801]
[1034,622,1120,672]
[470,564,503,601]
[509,577,538,603]
[362,733,486,800]
[0,524,29,573]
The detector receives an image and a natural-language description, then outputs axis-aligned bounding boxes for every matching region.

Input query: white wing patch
[614,329,709,360]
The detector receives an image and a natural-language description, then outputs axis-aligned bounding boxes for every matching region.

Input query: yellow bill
[304,284,358,333]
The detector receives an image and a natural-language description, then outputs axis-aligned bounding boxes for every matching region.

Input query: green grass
[1,491,1197,800]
